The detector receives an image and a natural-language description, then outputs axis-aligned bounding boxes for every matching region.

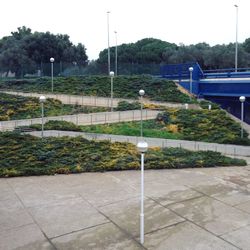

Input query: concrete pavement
[1,166,250,250]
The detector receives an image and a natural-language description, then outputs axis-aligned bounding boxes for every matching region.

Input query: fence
[27,130,250,157]
[0,110,160,131]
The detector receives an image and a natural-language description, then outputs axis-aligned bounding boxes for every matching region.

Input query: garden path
[27,130,250,157]
[0,90,200,109]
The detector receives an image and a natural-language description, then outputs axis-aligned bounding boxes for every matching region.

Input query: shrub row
[0,132,246,177]
[0,75,194,103]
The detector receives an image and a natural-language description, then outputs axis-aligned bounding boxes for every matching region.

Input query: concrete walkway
[0,110,160,132]
[1,90,199,109]
[28,130,250,157]
[1,166,250,250]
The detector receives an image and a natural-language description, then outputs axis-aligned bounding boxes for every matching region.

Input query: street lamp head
[137,141,148,153]
[239,96,246,102]
[139,89,145,96]
[189,67,194,72]
[109,71,114,77]
[39,95,46,103]
[50,57,55,63]
[234,4,238,7]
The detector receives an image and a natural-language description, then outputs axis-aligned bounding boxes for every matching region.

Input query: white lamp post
[39,96,46,138]
[234,4,238,72]
[189,67,193,100]
[114,31,118,76]
[137,141,148,245]
[137,89,148,245]
[110,71,115,112]
[50,57,55,92]
[239,96,245,138]
[139,89,145,137]
[107,11,111,75]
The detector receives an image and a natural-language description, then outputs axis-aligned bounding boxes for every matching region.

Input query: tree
[0,26,88,77]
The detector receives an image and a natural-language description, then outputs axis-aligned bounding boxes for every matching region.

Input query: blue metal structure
[160,62,250,97]
[160,62,250,124]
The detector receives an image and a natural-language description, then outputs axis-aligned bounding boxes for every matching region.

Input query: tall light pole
[139,89,145,137]
[114,31,118,76]
[39,96,46,138]
[110,71,114,112]
[234,4,238,72]
[137,89,148,245]
[189,67,193,101]
[239,96,245,138]
[50,57,55,92]
[107,11,111,75]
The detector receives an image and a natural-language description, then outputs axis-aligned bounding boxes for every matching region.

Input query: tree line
[0,26,88,77]
[1,27,250,77]
[90,38,250,74]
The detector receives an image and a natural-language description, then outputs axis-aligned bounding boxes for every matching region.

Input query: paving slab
[221,225,250,250]
[144,181,203,206]
[28,197,108,238]
[1,167,250,249]
[235,200,250,213]
[0,224,53,250]
[191,183,250,206]
[100,197,185,237]
[52,222,142,250]
[144,221,238,250]
[168,196,250,236]
[0,209,34,233]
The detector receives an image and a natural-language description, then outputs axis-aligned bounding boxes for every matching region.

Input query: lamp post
[107,11,111,75]
[110,71,115,112]
[114,31,118,76]
[139,89,145,137]
[239,96,245,138]
[188,67,193,101]
[50,57,55,92]
[137,89,148,245]
[39,96,46,138]
[234,4,238,72]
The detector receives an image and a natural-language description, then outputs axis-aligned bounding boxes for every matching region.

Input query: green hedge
[0,132,246,177]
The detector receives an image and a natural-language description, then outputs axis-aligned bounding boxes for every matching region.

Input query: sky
[0,0,249,60]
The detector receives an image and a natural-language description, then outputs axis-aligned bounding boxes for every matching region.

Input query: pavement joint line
[187,184,250,212]
[0,222,34,235]
[149,192,242,250]
[165,200,242,250]
[96,195,140,209]
[218,222,250,238]
[49,221,111,240]
[5,181,58,250]
[77,193,147,249]
[143,220,187,237]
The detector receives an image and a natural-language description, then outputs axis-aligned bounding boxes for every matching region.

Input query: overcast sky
[0,0,248,60]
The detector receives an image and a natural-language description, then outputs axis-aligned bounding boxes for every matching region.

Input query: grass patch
[0,132,246,177]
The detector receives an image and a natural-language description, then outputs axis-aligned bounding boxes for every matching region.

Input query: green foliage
[0,26,88,77]
[0,132,246,177]
[162,109,250,145]
[0,93,107,120]
[30,120,82,131]
[80,120,182,139]
[0,75,192,103]
[80,108,250,145]
[199,100,220,110]
[116,101,141,111]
